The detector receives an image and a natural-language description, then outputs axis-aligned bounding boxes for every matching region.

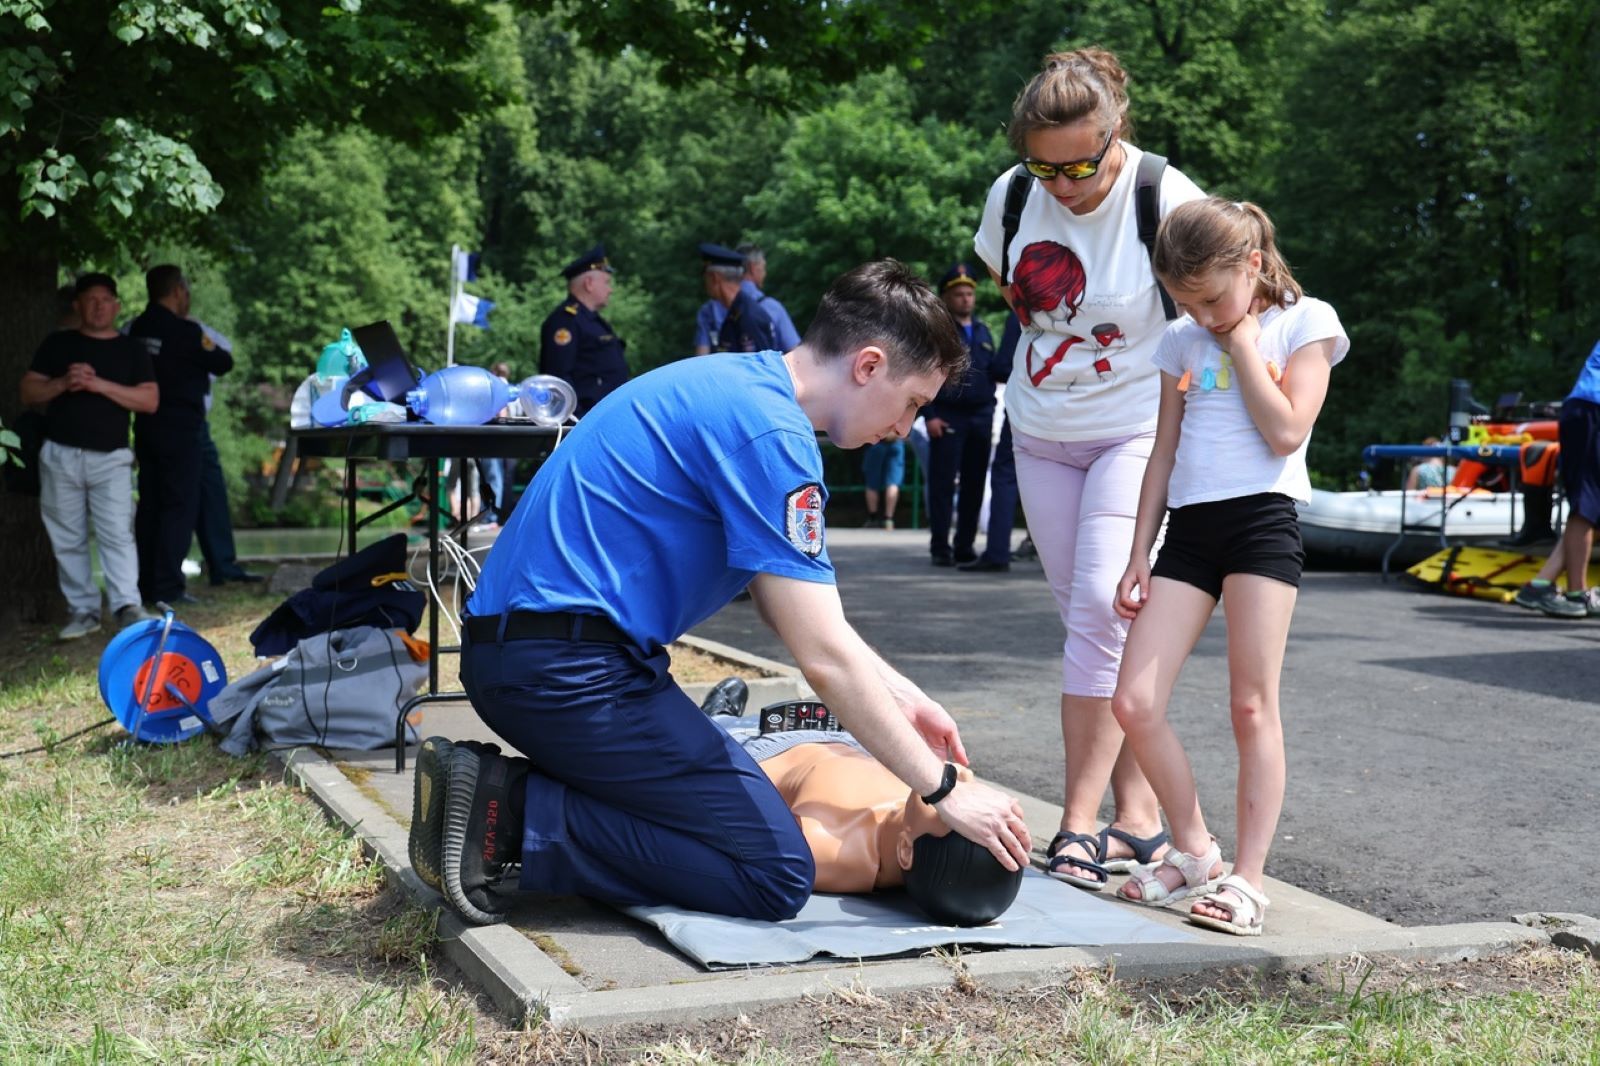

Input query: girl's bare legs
[1189,572,1296,921]
[1110,576,1222,899]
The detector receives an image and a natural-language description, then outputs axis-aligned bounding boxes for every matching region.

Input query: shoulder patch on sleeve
[553,328,573,346]
[784,482,825,557]
[200,334,215,351]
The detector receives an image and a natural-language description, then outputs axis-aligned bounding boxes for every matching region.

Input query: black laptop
[346,320,424,405]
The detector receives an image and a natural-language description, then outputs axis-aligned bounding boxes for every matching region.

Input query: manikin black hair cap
[902,832,1023,926]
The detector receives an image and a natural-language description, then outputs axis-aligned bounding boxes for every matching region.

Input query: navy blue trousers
[980,417,1018,564]
[926,409,994,560]
[135,424,203,602]
[460,633,814,920]
[195,423,247,581]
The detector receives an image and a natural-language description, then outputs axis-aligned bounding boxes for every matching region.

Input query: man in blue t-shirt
[410,260,1034,925]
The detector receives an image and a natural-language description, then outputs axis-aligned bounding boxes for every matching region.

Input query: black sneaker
[441,741,528,924]
[409,736,455,891]
[700,676,749,717]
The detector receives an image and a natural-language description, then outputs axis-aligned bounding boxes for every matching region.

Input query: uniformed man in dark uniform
[539,244,629,416]
[700,242,783,353]
[961,311,1021,572]
[923,263,997,567]
[129,265,234,607]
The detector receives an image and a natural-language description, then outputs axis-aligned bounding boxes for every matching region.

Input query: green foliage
[226,125,481,384]
[749,72,1009,328]
[560,0,1013,104]
[1067,0,1317,193]
[0,0,501,260]
[1272,0,1599,472]
[12,0,1596,531]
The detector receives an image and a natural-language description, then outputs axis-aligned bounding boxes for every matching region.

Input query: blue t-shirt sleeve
[706,429,835,583]
[767,301,802,350]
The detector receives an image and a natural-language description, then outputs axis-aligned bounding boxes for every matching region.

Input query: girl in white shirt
[1110,198,1348,935]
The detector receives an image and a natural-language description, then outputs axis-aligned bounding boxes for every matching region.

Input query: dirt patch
[667,642,771,685]
[482,945,1599,1063]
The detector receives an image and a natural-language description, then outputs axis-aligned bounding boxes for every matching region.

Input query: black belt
[464,610,632,646]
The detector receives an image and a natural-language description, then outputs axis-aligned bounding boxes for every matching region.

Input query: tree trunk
[0,253,65,634]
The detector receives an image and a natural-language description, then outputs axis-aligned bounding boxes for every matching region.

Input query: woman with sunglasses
[971,48,1205,891]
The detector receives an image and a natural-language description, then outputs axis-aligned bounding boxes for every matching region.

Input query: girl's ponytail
[1153,198,1302,309]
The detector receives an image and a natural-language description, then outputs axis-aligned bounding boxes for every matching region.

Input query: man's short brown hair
[803,259,968,381]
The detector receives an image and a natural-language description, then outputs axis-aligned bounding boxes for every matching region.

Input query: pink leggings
[1013,428,1155,698]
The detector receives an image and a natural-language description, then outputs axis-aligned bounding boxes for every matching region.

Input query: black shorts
[1559,397,1600,525]
[1151,492,1305,600]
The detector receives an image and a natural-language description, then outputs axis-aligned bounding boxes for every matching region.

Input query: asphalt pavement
[691,527,1600,927]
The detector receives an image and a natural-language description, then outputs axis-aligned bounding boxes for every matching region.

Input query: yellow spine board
[1406,547,1599,602]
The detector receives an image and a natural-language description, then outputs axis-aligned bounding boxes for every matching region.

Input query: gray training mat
[620,711,1197,968]
[623,869,1196,968]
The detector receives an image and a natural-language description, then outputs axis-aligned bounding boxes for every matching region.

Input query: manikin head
[893,768,1023,926]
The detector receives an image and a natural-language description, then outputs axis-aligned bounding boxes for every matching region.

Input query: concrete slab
[290,723,1546,1027]
[267,535,1563,1028]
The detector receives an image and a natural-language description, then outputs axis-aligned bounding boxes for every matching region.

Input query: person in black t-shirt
[129,265,234,608]
[20,273,159,639]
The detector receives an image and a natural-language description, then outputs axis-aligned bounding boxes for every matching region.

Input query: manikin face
[1023,119,1121,215]
[828,347,945,450]
[1164,252,1263,337]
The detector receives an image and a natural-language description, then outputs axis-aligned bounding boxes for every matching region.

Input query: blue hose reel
[98,614,228,744]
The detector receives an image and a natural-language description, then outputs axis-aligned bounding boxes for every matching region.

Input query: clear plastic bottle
[514,375,578,425]
[405,365,513,425]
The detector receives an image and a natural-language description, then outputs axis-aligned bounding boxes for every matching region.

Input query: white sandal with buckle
[1117,839,1222,907]
[1188,874,1270,936]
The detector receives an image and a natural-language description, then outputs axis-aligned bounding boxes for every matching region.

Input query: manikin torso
[758,742,917,893]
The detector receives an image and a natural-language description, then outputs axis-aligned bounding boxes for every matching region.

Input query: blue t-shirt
[742,279,802,351]
[1569,338,1600,405]
[468,351,835,648]
[692,299,726,349]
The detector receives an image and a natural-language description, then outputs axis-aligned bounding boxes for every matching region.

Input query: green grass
[0,587,490,1062]
[2,585,1597,1062]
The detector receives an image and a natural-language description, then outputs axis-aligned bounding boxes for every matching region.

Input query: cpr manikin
[755,740,1022,925]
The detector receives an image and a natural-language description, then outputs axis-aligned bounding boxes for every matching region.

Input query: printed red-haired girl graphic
[1011,241,1088,386]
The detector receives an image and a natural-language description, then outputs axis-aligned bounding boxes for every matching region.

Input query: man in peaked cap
[699,242,784,354]
[539,243,630,416]
[922,262,998,567]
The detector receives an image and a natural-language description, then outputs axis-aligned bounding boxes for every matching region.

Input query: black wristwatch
[921,762,958,806]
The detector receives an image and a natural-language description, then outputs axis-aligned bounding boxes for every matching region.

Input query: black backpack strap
[998,168,1032,286]
[1136,150,1177,321]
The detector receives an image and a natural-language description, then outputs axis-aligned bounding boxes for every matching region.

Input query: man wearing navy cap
[923,263,998,567]
[700,242,784,353]
[408,260,1033,927]
[539,243,630,416]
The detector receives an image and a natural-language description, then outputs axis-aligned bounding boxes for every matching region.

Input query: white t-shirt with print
[1149,296,1349,508]
[972,144,1205,443]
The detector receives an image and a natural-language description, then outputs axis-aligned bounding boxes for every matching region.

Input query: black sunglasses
[1022,130,1115,182]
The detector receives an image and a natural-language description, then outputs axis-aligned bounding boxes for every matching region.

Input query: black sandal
[1045,830,1110,891]
[1097,825,1170,873]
